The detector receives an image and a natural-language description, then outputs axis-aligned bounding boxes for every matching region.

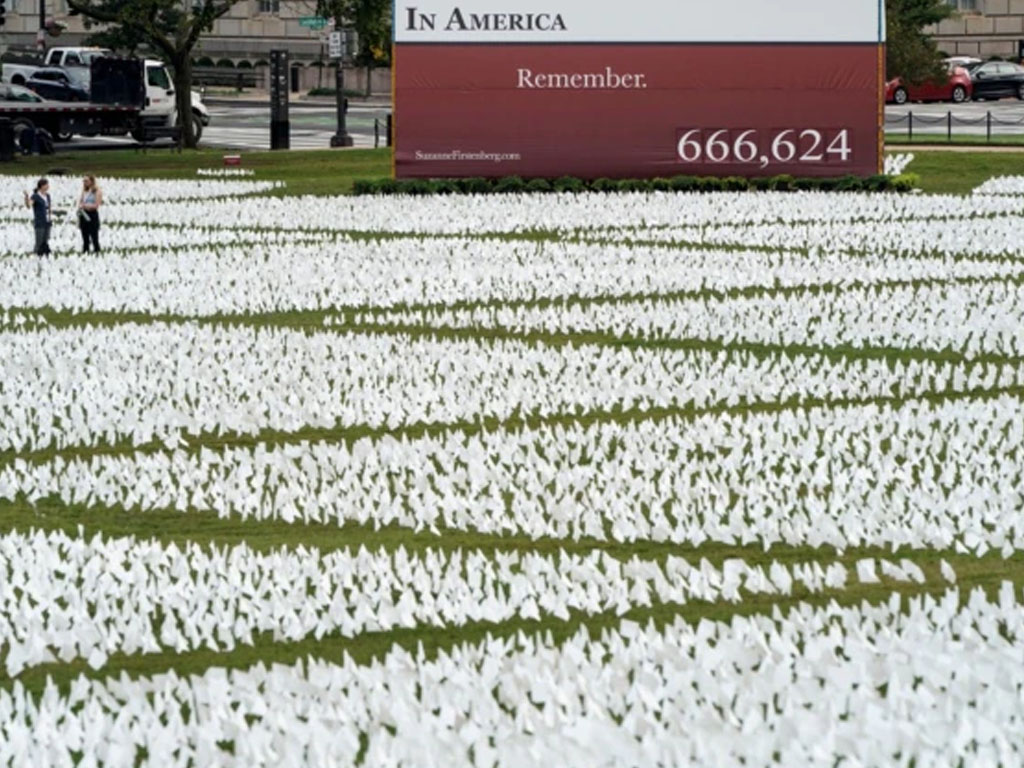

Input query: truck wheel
[55,122,74,142]
[10,75,25,86]
[11,119,35,153]
[191,113,204,143]
[130,128,145,143]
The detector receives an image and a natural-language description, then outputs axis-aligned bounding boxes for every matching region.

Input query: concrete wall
[927,1,1024,59]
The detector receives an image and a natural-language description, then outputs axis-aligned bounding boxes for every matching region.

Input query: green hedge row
[352,173,919,196]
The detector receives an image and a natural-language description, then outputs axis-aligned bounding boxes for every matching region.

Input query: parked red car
[886,66,973,104]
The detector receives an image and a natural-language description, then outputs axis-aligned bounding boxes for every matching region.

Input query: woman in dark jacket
[23,178,52,256]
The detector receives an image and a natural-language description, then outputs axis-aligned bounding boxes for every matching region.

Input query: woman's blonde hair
[83,175,99,192]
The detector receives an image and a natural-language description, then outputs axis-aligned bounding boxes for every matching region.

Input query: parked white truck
[1,47,210,141]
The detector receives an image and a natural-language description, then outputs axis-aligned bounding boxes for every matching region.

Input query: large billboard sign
[393,0,886,179]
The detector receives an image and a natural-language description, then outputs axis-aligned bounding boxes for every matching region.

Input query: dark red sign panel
[394,44,884,179]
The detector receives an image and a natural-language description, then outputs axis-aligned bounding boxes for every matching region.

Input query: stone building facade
[929,0,1024,59]
[2,0,329,64]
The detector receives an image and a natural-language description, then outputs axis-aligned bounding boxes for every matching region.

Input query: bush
[403,179,433,196]
[650,177,673,192]
[696,177,725,193]
[457,177,491,194]
[196,56,215,67]
[431,179,459,195]
[669,176,699,192]
[891,173,920,192]
[616,179,649,193]
[590,178,618,192]
[722,177,749,191]
[493,176,527,194]
[553,176,586,193]
[525,178,553,193]
[216,58,235,68]
[769,174,795,192]
[836,174,862,192]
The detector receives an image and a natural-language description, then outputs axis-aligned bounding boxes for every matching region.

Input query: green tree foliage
[66,0,240,148]
[886,0,953,83]
[317,0,392,66]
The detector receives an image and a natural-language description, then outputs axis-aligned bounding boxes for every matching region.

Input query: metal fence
[885,110,1024,142]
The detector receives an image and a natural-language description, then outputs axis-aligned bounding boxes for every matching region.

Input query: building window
[947,0,978,11]
[258,0,280,14]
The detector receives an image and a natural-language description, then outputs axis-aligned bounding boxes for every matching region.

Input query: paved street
[61,99,391,151]
[885,99,1024,136]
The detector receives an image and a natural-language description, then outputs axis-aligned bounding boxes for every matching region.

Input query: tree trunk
[365,62,371,97]
[171,54,197,149]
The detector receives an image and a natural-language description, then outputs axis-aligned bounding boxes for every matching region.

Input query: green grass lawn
[0,147,392,197]
[1,145,1022,197]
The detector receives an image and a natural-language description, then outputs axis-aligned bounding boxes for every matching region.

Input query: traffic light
[0,0,7,28]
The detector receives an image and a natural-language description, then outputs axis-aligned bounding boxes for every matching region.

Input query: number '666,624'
[677,129,852,168]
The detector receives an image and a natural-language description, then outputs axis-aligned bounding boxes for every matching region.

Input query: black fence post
[947,111,952,142]
[374,118,379,148]
[386,113,393,147]
[987,111,992,143]
[908,111,913,142]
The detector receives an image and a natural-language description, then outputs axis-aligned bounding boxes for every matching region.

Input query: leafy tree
[66,0,240,147]
[886,0,953,83]
[317,0,391,94]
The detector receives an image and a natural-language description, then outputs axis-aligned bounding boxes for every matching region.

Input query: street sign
[328,31,343,59]
[299,16,327,29]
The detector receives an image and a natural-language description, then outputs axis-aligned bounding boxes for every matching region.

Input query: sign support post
[329,29,356,148]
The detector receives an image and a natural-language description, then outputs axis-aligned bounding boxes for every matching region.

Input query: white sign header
[395,0,884,44]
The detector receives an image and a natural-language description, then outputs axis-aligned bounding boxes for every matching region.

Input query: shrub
[696,177,725,193]
[722,177,749,191]
[216,58,235,68]
[768,174,795,192]
[525,178,553,193]
[457,177,491,194]
[615,179,649,193]
[669,176,699,192]
[431,179,459,195]
[590,178,618,192]
[493,176,527,194]
[553,176,586,193]
[891,173,920,192]
[864,174,891,192]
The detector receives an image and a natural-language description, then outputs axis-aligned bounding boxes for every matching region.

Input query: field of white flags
[1,162,1024,767]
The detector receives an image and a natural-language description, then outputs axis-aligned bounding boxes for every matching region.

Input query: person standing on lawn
[23,178,52,256]
[78,175,103,253]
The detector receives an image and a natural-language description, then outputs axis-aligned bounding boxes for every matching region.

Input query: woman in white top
[78,175,103,253]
